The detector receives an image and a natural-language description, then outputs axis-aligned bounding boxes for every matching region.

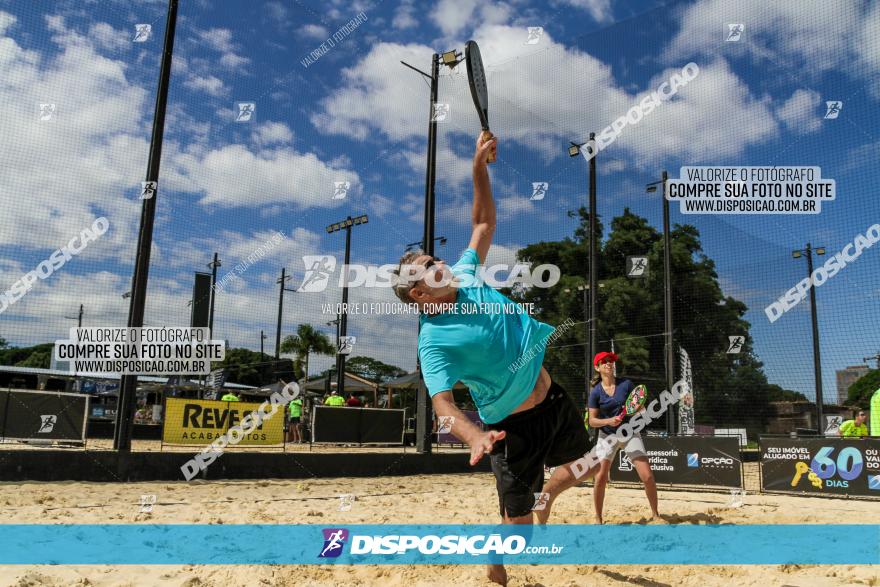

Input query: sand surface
[1,472,878,587]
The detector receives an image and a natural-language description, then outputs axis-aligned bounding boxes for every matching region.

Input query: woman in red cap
[587,351,659,524]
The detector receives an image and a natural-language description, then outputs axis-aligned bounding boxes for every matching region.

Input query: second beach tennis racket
[617,384,647,419]
[465,40,496,163]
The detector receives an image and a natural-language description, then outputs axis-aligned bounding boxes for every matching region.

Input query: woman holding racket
[588,351,660,524]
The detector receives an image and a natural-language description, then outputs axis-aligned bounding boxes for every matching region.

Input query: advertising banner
[610,435,742,488]
[162,397,284,445]
[312,406,404,445]
[0,390,89,442]
[760,437,880,498]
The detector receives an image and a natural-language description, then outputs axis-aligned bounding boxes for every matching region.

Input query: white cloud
[311,26,780,174]
[430,0,511,36]
[88,22,131,52]
[183,74,228,97]
[164,143,361,209]
[392,0,418,30]
[0,12,146,259]
[664,0,877,92]
[776,89,822,133]
[193,27,250,72]
[251,121,294,146]
[299,24,329,40]
[557,0,613,24]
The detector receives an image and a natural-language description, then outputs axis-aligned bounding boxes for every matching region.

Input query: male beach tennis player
[392,133,598,586]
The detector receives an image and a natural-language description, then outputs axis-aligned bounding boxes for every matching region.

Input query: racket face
[465,40,489,130]
[623,384,647,415]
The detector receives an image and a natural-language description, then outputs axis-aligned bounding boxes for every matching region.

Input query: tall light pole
[401,48,461,454]
[275,268,297,360]
[793,243,826,434]
[114,0,178,452]
[405,236,447,252]
[646,171,675,435]
[569,137,598,407]
[260,330,267,358]
[564,285,589,401]
[65,304,84,329]
[326,215,369,398]
[207,253,221,337]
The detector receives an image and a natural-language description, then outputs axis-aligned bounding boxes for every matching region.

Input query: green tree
[279,324,335,384]
[509,207,780,437]
[344,356,407,383]
[0,337,7,350]
[847,369,880,409]
[212,347,300,387]
[0,343,54,367]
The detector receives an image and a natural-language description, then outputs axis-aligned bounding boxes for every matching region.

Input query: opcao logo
[687,453,699,467]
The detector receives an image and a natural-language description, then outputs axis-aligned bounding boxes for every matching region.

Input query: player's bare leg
[632,456,660,518]
[486,511,532,586]
[534,458,599,524]
[592,459,613,524]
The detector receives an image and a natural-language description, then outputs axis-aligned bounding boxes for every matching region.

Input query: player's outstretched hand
[469,429,506,466]
[474,132,497,167]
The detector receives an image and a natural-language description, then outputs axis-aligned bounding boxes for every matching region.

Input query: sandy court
[1,471,878,587]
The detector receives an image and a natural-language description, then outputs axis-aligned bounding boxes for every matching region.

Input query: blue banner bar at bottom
[0,525,877,565]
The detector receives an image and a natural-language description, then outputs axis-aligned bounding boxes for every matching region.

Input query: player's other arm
[468,133,498,263]
[431,391,505,466]
[589,407,623,428]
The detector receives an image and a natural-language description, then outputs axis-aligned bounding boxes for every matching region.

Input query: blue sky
[0,0,878,403]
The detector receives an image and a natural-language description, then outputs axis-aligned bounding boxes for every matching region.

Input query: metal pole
[416,53,440,454]
[78,304,83,328]
[805,244,824,434]
[587,132,598,375]
[582,287,589,404]
[114,0,178,452]
[336,219,352,397]
[275,267,285,360]
[662,170,675,435]
[208,252,219,337]
[260,330,264,357]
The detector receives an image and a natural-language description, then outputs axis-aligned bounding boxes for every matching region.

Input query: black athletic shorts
[488,380,590,518]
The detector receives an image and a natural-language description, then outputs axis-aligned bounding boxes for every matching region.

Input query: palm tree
[279,324,335,385]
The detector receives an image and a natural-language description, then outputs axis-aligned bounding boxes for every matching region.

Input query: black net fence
[1,1,877,446]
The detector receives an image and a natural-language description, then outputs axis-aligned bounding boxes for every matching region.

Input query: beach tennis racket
[465,40,496,163]
[617,384,647,419]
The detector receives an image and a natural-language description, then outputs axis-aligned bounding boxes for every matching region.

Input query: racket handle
[481,130,496,163]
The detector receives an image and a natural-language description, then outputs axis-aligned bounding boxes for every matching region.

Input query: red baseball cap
[593,351,619,367]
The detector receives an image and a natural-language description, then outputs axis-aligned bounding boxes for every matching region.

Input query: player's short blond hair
[391,249,424,305]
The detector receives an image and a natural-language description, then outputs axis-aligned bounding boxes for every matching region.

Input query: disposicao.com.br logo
[317,528,562,557]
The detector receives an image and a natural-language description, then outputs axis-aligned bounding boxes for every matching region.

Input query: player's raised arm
[468,132,497,264]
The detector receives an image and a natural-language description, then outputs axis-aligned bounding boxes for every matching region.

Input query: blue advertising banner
[0,525,877,565]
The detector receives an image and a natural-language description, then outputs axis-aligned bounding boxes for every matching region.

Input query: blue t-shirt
[418,248,556,424]
[588,378,635,434]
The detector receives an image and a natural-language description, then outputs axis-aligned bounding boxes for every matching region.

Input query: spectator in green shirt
[220,392,240,402]
[324,391,345,406]
[287,398,303,443]
[839,411,868,438]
